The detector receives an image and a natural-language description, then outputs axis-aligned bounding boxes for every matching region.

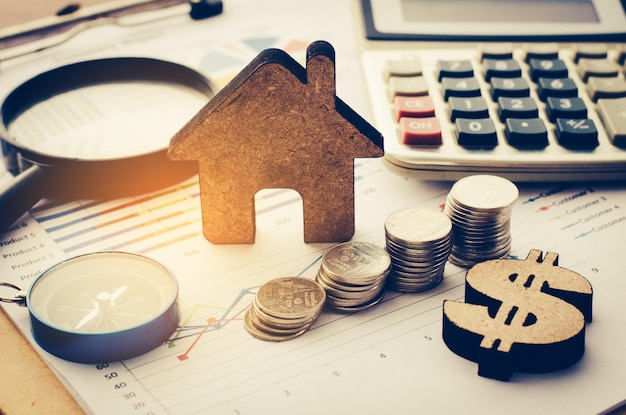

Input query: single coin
[329,289,386,313]
[384,208,452,245]
[448,175,518,211]
[254,276,326,320]
[320,241,391,284]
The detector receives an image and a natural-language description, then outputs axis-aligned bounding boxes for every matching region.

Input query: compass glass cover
[28,252,178,334]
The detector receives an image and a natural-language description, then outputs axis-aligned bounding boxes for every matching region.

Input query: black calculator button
[617,45,626,65]
[596,97,626,148]
[528,59,568,82]
[490,77,530,100]
[546,97,587,122]
[587,77,626,102]
[449,97,489,121]
[555,119,599,148]
[480,43,514,61]
[497,97,539,121]
[577,58,621,82]
[455,118,498,147]
[573,44,608,63]
[523,43,559,63]
[537,77,578,101]
[504,118,549,147]
[436,60,474,81]
[441,77,481,101]
[387,76,429,100]
[483,58,522,81]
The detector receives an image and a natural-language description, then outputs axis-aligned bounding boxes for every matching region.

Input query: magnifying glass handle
[0,165,49,230]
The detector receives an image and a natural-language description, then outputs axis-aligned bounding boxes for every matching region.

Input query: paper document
[1,1,626,414]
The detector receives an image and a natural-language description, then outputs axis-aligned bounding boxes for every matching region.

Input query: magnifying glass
[0,57,213,230]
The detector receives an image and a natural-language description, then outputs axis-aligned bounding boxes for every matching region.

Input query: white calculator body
[359,0,626,182]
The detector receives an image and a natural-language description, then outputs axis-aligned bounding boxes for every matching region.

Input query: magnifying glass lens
[0,57,213,231]
[9,81,207,160]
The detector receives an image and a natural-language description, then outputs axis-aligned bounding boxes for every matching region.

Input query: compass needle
[110,285,128,307]
[74,301,100,330]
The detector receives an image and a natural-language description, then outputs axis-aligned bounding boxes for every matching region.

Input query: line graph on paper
[87,180,621,415]
[169,286,259,362]
[165,250,324,362]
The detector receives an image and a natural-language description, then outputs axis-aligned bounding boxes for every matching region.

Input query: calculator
[361,44,626,182]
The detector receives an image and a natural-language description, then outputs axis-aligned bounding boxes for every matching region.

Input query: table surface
[0,307,84,414]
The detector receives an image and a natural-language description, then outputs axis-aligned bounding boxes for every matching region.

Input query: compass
[2,252,179,363]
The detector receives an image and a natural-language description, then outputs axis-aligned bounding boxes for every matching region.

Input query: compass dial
[27,252,179,363]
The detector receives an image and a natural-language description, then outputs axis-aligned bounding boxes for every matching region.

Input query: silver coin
[325,288,382,308]
[385,243,451,262]
[449,241,512,266]
[252,296,322,328]
[254,276,326,320]
[386,274,443,293]
[448,175,518,211]
[386,238,452,251]
[329,289,386,313]
[243,308,312,342]
[445,197,515,217]
[451,234,511,249]
[390,267,444,280]
[446,212,511,229]
[385,208,452,245]
[247,306,316,336]
[320,242,391,284]
[450,221,511,236]
[445,175,517,268]
[453,237,511,250]
[316,270,378,292]
[316,273,383,301]
[383,209,452,293]
[319,263,387,287]
[390,261,446,275]
[315,242,390,313]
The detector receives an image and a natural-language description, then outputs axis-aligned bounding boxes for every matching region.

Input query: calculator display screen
[401,0,598,23]
[363,0,625,40]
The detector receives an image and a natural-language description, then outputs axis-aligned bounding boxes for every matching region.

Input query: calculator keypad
[361,44,626,181]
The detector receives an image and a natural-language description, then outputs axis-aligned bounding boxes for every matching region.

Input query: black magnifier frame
[0,57,212,230]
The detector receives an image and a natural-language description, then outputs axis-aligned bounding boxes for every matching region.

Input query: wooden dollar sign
[442,249,593,381]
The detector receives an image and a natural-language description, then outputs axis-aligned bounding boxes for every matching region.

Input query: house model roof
[168,40,384,244]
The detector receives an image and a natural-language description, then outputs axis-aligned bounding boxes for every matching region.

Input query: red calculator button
[394,96,435,121]
[399,117,442,145]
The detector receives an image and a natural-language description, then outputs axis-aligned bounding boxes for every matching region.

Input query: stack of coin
[315,241,391,312]
[244,276,326,341]
[444,175,519,268]
[384,208,452,292]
